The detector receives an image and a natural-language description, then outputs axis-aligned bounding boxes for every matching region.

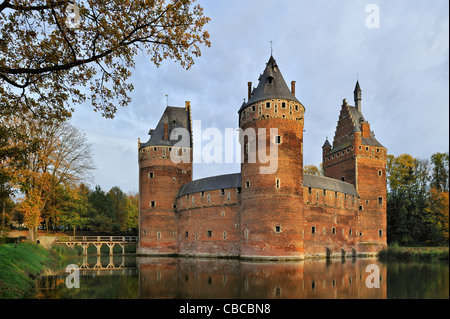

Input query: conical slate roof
[240,55,299,111]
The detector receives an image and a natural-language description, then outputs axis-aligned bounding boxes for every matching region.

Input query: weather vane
[270,41,273,56]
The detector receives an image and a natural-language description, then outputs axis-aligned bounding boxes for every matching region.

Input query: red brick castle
[137,55,387,259]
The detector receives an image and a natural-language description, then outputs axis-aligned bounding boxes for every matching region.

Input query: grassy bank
[377,245,449,263]
[0,241,51,298]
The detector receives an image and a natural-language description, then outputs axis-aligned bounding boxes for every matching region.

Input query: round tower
[138,103,193,255]
[238,56,305,259]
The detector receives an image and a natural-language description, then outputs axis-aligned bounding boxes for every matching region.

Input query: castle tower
[322,82,387,252]
[138,102,193,255]
[238,55,306,259]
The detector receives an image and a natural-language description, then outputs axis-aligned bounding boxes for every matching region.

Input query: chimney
[291,81,296,96]
[248,82,252,101]
[185,100,190,111]
[163,122,168,140]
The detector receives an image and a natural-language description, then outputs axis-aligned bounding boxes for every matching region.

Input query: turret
[354,80,362,112]
[238,55,306,259]
[138,104,193,255]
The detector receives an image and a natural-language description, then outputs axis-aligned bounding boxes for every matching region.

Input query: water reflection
[138,257,386,299]
[37,256,449,299]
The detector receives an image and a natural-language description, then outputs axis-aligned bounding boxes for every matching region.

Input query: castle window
[150,201,156,207]
[335,191,338,198]
[323,227,326,234]
[259,105,262,115]
[201,191,205,197]
[245,181,250,188]
[276,178,280,189]
[377,148,380,152]
[195,232,198,240]
[308,187,312,194]
[252,105,256,112]
[275,226,282,233]
[366,146,369,151]
[157,232,161,239]
[207,194,211,204]
[378,170,382,176]
[281,102,286,108]
[207,230,212,237]
[341,177,345,181]
[295,104,298,111]
[275,135,281,144]
[227,191,231,202]
[359,232,363,236]
[289,106,292,115]
[332,227,336,235]
[311,226,316,234]
[149,172,154,178]
[221,211,225,216]
[223,231,227,239]
[244,229,249,239]
[323,189,326,196]
[192,196,195,206]
[379,230,383,237]
[266,102,271,108]
[220,189,225,195]
[378,197,383,205]
[185,231,189,238]
[359,146,362,150]
[154,147,157,151]
[173,204,177,209]
[236,187,241,194]
[349,229,352,236]
[359,205,363,211]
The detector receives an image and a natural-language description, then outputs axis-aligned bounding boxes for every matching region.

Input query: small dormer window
[268,76,274,84]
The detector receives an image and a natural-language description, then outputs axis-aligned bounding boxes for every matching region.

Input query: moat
[36,256,448,299]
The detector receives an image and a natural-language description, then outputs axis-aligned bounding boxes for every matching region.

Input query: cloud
[69,0,449,193]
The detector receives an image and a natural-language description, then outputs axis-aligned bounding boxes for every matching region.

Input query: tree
[126,192,139,233]
[0,0,211,121]
[304,164,323,176]
[430,152,449,192]
[108,186,128,232]
[423,188,449,244]
[88,185,117,233]
[386,154,430,244]
[8,116,95,240]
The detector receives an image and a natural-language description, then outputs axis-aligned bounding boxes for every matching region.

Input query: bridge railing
[55,236,138,242]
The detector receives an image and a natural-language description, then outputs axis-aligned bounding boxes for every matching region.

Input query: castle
[137,55,387,259]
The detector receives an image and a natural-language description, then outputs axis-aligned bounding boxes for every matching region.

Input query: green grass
[0,241,51,298]
[377,245,449,263]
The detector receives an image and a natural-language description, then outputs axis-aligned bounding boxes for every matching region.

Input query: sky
[69,0,449,194]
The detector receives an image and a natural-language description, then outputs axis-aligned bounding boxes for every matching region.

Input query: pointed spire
[354,80,362,112]
[242,55,299,109]
[322,137,331,148]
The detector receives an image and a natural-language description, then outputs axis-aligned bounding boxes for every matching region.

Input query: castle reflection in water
[137,257,386,299]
